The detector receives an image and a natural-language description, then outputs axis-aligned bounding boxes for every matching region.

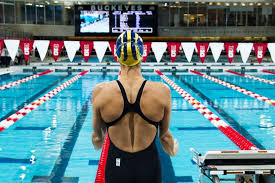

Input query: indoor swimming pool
[0,70,274,183]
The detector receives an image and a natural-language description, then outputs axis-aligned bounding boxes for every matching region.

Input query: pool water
[0,71,274,183]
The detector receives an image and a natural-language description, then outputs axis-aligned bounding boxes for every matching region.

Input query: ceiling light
[209,2,213,5]
[241,3,246,6]
[265,2,270,5]
[216,2,221,6]
[26,3,32,6]
[225,3,230,6]
[164,2,167,6]
[257,3,262,6]
[249,3,254,6]
[233,3,238,6]
[54,1,58,3]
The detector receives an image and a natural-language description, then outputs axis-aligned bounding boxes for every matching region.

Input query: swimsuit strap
[105,80,159,129]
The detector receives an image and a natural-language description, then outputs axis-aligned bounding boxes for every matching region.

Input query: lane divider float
[262,70,275,75]
[155,69,257,150]
[191,70,275,106]
[0,70,53,91]
[226,70,275,85]
[0,70,88,132]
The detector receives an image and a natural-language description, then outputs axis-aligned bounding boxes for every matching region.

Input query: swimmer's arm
[92,85,106,150]
[159,84,177,156]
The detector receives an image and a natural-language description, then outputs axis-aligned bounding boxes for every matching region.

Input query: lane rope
[226,70,275,85]
[190,70,275,106]
[0,70,53,91]
[0,70,88,132]
[262,70,275,75]
[155,69,258,150]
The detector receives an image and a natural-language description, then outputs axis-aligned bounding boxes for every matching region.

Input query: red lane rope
[191,70,275,106]
[262,70,275,75]
[0,70,89,132]
[155,69,257,150]
[95,133,110,183]
[227,70,275,85]
[0,70,53,91]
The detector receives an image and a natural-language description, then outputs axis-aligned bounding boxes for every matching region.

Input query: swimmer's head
[116,30,143,66]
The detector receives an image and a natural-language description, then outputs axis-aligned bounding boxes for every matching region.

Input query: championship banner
[209,43,224,62]
[4,40,20,61]
[253,43,267,64]
[49,41,64,62]
[167,42,181,62]
[34,40,49,61]
[64,41,80,62]
[238,43,253,63]
[80,41,93,62]
[268,43,275,63]
[20,40,34,62]
[108,41,117,62]
[181,42,195,62]
[151,42,167,63]
[0,40,3,58]
[143,42,151,62]
[196,43,209,63]
[224,43,238,63]
[94,41,109,62]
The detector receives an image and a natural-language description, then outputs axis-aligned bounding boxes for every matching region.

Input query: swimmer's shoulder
[92,81,118,100]
[146,80,171,98]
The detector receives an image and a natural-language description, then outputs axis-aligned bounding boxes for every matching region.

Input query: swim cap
[115,30,144,66]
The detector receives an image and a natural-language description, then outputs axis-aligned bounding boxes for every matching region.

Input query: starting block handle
[190,148,201,156]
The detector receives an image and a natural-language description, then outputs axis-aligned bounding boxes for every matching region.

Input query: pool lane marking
[0,75,70,122]
[0,70,88,132]
[173,74,265,150]
[47,94,92,183]
[190,70,275,106]
[155,69,257,150]
[262,70,275,75]
[0,70,53,91]
[226,70,275,85]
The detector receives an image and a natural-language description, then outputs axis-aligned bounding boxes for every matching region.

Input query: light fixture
[265,2,270,5]
[249,2,254,6]
[65,6,71,9]
[241,3,246,6]
[216,2,221,6]
[225,3,230,6]
[26,3,32,6]
[257,3,262,6]
[233,3,238,6]
[175,1,179,4]
[54,1,58,3]
[195,1,199,4]
[164,2,167,6]
[209,2,213,5]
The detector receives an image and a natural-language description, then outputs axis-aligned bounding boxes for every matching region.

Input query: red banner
[253,43,267,64]
[20,40,34,62]
[0,40,3,58]
[224,43,238,63]
[142,42,151,62]
[109,41,117,62]
[167,42,181,62]
[80,41,93,62]
[196,43,209,63]
[50,41,64,62]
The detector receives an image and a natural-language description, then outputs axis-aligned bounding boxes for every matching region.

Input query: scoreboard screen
[75,5,158,36]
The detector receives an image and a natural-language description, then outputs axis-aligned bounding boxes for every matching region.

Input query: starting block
[190,148,275,183]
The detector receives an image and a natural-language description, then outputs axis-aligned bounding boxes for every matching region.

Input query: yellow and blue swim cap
[116,30,144,66]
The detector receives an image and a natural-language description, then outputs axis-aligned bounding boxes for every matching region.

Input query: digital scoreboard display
[75,5,158,36]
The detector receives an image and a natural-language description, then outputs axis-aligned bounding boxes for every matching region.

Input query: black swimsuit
[104,80,161,183]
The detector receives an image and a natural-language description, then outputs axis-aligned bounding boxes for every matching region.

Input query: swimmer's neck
[119,64,143,82]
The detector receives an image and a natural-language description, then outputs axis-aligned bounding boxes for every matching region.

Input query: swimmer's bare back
[92,77,178,156]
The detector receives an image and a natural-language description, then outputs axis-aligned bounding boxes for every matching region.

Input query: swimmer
[92,30,178,183]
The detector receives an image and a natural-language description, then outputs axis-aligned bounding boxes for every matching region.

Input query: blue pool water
[0,71,274,183]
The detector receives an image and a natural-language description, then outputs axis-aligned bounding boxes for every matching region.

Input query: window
[55,5,63,25]
[26,3,36,24]
[37,6,45,24]
[0,4,3,23]
[64,7,74,25]
[158,7,169,26]
[4,1,15,24]
[16,2,26,24]
[46,5,54,24]
[197,4,206,26]
[207,7,216,26]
